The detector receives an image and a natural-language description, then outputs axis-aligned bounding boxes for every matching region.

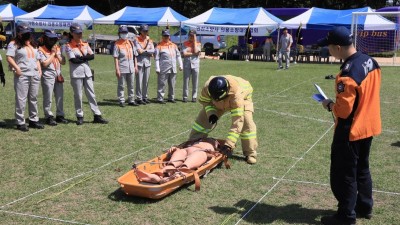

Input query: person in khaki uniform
[182,29,201,103]
[189,75,258,164]
[155,29,183,104]
[38,29,68,126]
[113,25,138,107]
[66,23,108,125]
[6,22,44,132]
[134,24,154,105]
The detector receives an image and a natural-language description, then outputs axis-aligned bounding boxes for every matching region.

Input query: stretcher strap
[224,156,231,169]
[179,168,201,191]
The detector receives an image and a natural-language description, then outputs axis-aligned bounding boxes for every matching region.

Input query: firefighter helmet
[208,76,230,101]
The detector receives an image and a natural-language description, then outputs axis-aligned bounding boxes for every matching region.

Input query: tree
[4,0,392,17]
[16,0,47,12]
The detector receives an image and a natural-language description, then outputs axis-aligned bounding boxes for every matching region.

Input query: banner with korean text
[185,24,278,36]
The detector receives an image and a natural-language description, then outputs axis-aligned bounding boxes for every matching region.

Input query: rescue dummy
[135,138,221,184]
[189,75,258,164]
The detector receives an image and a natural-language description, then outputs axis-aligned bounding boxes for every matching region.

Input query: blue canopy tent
[182,7,283,36]
[277,7,397,47]
[0,4,27,37]
[0,3,27,21]
[15,4,104,30]
[266,8,309,21]
[377,6,400,23]
[94,7,188,26]
[281,7,396,30]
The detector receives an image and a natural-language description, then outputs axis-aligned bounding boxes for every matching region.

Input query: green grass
[0,51,399,225]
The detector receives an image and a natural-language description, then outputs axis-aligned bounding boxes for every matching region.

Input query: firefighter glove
[208,114,218,125]
[0,74,5,87]
[219,145,232,157]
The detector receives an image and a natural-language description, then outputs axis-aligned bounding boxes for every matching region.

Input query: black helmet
[208,76,229,101]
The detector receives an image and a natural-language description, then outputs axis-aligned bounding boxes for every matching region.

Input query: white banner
[16,19,92,30]
[184,24,278,36]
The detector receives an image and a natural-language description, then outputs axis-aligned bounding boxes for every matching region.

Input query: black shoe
[28,121,45,129]
[128,101,139,106]
[93,115,108,124]
[356,213,372,220]
[17,124,29,132]
[119,102,125,107]
[321,215,356,225]
[0,121,6,128]
[192,98,197,103]
[144,99,151,104]
[355,209,372,220]
[46,116,57,126]
[325,74,336,80]
[278,66,283,70]
[183,98,188,103]
[285,66,289,70]
[56,116,68,124]
[136,99,146,105]
[158,100,166,104]
[76,117,84,125]
[167,99,176,103]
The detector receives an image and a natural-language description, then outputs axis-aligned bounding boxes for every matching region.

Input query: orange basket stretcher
[117,140,228,199]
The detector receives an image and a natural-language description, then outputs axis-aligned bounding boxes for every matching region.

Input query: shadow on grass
[0,119,16,130]
[210,199,335,224]
[108,188,162,204]
[98,99,120,107]
[391,141,400,147]
[108,182,197,204]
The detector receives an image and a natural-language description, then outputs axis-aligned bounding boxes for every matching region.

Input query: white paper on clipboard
[314,84,328,100]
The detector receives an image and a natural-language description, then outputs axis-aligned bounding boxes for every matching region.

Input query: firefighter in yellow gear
[189,75,258,164]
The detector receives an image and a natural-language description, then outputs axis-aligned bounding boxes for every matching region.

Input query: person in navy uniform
[318,26,381,225]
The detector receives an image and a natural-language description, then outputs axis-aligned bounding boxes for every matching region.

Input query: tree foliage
[0,0,394,17]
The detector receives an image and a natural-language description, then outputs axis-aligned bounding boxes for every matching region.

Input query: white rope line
[256,107,398,134]
[0,209,90,225]
[0,129,190,209]
[234,123,335,225]
[382,129,398,133]
[272,101,315,106]
[270,76,318,97]
[272,177,400,196]
[256,107,333,124]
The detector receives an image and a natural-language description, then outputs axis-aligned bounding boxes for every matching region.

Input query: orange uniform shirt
[332,51,381,141]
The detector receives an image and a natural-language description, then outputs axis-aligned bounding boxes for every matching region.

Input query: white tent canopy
[0,3,27,21]
[94,7,188,26]
[281,7,396,31]
[15,4,104,30]
[182,7,283,36]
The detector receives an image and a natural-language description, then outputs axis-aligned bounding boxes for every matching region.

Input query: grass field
[0,51,399,225]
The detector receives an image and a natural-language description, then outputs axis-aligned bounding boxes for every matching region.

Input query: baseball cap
[317,26,353,47]
[69,23,83,34]
[43,29,58,38]
[16,22,31,34]
[189,30,196,35]
[162,29,170,36]
[140,24,149,32]
[118,25,128,33]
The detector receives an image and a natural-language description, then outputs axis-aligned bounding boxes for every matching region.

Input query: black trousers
[330,127,373,221]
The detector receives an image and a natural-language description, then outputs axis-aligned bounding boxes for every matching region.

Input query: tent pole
[276,28,280,63]
[92,20,96,55]
[179,22,182,49]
